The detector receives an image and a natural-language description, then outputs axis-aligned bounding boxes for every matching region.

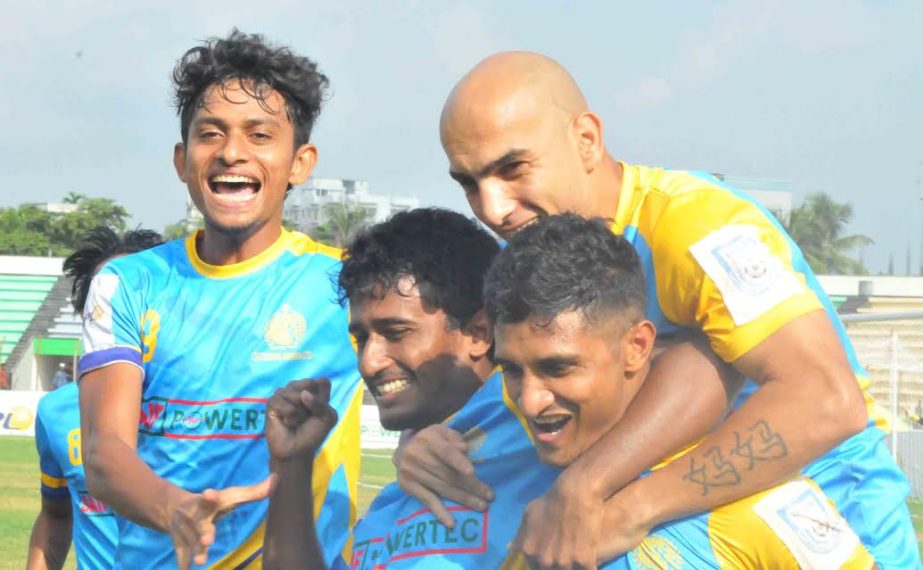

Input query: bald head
[439,51,619,240]
[440,51,588,137]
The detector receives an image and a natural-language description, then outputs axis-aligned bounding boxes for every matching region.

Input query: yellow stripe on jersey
[313,384,363,563]
[41,473,68,489]
[613,164,824,363]
[284,231,344,261]
[185,230,295,279]
[708,476,874,569]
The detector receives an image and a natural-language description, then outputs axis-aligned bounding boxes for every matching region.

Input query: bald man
[395,51,917,568]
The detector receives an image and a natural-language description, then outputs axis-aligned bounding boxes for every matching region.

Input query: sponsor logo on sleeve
[252,304,313,361]
[350,507,489,569]
[690,225,804,325]
[138,396,267,440]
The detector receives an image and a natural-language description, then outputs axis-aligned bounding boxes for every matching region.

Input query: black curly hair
[338,208,500,329]
[172,29,329,147]
[63,226,163,314]
[485,214,646,328]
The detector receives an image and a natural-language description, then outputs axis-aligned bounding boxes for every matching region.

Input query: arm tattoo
[683,419,788,496]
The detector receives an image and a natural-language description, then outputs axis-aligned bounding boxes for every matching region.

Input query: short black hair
[172,29,329,147]
[485,214,646,328]
[339,208,500,328]
[63,227,163,314]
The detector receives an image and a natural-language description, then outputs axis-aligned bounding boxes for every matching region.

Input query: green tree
[309,202,373,248]
[0,194,130,256]
[783,192,873,275]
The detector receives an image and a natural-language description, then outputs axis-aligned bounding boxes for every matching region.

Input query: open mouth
[531,414,572,442]
[370,377,412,400]
[208,174,261,202]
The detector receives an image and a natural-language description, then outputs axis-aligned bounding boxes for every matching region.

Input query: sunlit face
[494,309,650,467]
[349,278,484,431]
[440,97,593,240]
[173,80,315,243]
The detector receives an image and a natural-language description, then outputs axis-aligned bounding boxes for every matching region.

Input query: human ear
[288,143,318,186]
[572,111,604,172]
[463,309,494,361]
[173,143,187,182]
[622,320,656,372]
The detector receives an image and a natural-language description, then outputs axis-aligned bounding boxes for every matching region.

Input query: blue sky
[2,0,921,274]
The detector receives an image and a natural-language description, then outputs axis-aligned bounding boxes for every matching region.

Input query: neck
[588,152,623,221]
[197,222,282,266]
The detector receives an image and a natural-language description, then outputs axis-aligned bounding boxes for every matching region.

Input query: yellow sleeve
[647,188,822,362]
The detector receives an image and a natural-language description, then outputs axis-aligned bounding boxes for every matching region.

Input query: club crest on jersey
[630,535,684,569]
[252,304,312,361]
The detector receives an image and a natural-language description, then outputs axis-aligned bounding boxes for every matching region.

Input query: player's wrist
[558,461,607,503]
[161,485,196,532]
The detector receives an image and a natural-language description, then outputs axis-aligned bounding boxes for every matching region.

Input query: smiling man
[398,51,917,567]
[260,209,740,569]
[487,215,875,569]
[77,31,362,569]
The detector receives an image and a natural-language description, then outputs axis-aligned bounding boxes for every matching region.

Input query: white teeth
[376,379,410,396]
[211,174,258,184]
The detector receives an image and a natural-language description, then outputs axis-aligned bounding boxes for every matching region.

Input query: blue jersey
[36,382,117,569]
[610,163,918,567]
[336,372,874,568]
[336,371,559,569]
[78,230,363,569]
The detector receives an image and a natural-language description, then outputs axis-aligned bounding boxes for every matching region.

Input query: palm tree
[310,202,372,248]
[783,193,873,275]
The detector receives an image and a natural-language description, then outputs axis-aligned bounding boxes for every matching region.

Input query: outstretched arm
[80,364,270,568]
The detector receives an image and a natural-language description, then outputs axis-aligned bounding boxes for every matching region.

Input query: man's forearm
[84,434,188,531]
[264,458,326,570]
[26,511,72,570]
[561,339,738,500]
[608,373,865,531]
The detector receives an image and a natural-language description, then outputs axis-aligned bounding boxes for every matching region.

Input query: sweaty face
[174,80,313,243]
[494,310,631,467]
[349,279,483,431]
[440,96,591,240]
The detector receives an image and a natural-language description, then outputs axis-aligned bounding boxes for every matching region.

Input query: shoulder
[38,383,78,418]
[96,239,183,284]
[283,231,343,263]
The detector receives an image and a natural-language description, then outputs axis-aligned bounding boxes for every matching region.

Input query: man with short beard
[77,31,362,568]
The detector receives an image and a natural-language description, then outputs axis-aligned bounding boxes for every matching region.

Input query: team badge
[631,535,684,569]
[264,304,307,351]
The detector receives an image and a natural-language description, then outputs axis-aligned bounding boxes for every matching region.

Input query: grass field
[0,436,394,570]
[1,437,920,568]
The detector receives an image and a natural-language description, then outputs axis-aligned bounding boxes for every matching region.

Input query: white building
[283,178,419,232]
[712,173,794,224]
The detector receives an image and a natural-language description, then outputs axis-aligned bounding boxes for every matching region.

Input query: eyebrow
[191,117,282,129]
[449,148,529,182]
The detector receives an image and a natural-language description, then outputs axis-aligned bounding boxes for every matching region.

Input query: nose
[358,335,391,381]
[476,180,516,231]
[218,131,248,165]
[517,373,555,418]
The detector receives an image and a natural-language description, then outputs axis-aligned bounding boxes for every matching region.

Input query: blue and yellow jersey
[611,163,918,567]
[333,371,559,569]
[78,229,363,569]
[36,382,117,569]
[609,475,875,569]
[337,372,873,569]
